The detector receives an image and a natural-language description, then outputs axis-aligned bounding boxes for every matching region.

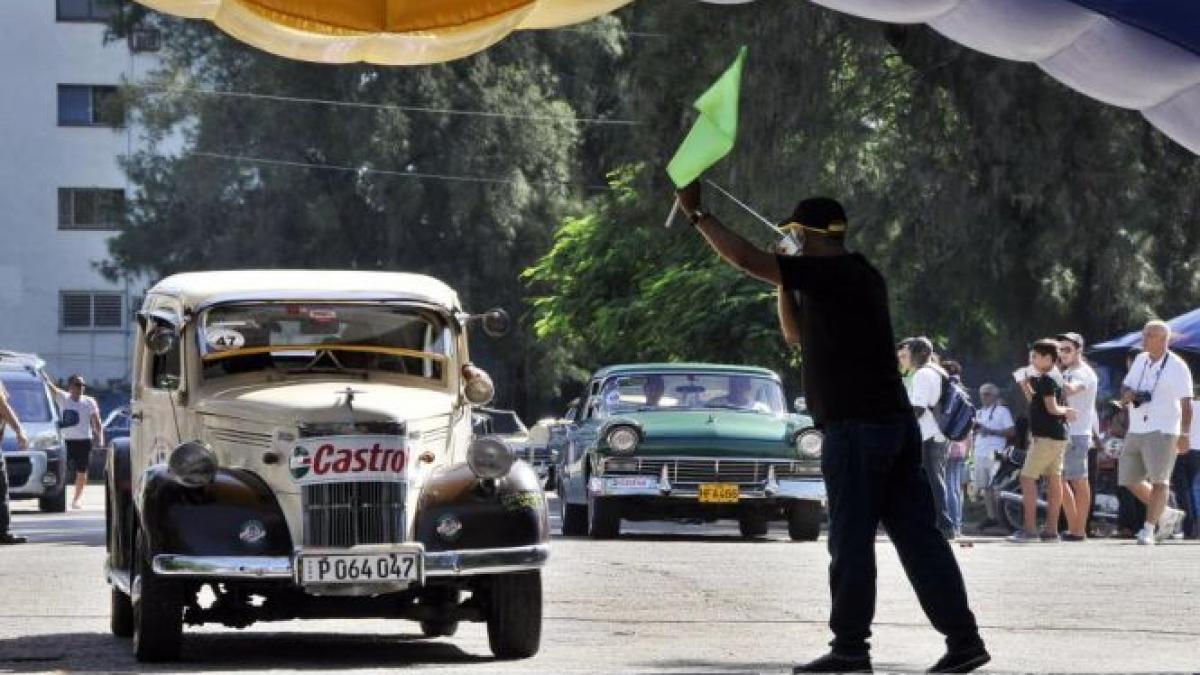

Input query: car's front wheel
[111,587,133,638]
[787,501,822,541]
[738,511,769,539]
[587,490,620,539]
[559,480,588,536]
[39,488,66,513]
[132,529,184,662]
[486,571,542,659]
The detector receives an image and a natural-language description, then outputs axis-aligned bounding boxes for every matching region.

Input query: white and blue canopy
[705,0,1200,155]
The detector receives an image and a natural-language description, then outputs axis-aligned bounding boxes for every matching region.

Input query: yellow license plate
[698,483,739,503]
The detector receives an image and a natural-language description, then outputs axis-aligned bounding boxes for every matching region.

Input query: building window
[61,291,125,331]
[57,85,124,127]
[57,0,119,22]
[58,188,125,230]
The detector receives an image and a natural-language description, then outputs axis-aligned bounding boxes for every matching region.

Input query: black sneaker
[928,645,990,673]
[0,533,27,545]
[794,652,873,673]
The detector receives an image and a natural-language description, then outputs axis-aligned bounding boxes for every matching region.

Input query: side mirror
[479,309,510,338]
[145,324,179,356]
[58,409,80,429]
[793,396,808,413]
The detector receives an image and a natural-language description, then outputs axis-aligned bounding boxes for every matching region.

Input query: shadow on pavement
[0,632,491,672]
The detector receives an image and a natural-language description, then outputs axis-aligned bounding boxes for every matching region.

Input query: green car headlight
[606,426,639,454]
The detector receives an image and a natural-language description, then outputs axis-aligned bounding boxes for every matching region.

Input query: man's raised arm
[677,182,781,286]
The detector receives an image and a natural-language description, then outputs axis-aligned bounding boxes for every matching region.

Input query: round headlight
[795,430,823,459]
[606,426,639,454]
[467,437,515,480]
[168,441,218,487]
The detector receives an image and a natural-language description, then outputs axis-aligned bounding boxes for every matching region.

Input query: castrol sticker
[289,435,408,483]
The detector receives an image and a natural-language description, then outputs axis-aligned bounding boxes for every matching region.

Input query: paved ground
[2,489,1199,673]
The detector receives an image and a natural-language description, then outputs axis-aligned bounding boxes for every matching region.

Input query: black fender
[415,461,548,552]
[137,466,292,557]
[106,438,134,572]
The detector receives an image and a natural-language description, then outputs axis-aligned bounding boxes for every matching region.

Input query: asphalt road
[2,489,1199,673]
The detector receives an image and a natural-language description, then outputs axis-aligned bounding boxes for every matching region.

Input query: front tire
[420,620,459,638]
[738,511,769,539]
[39,488,66,513]
[787,502,822,541]
[132,529,183,662]
[111,587,134,638]
[486,572,542,659]
[559,480,588,536]
[587,491,620,540]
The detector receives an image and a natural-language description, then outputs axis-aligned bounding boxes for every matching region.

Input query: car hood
[620,410,804,458]
[195,380,456,426]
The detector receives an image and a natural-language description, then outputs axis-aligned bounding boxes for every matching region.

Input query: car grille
[4,456,32,486]
[302,481,407,548]
[605,457,818,486]
[207,427,273,449]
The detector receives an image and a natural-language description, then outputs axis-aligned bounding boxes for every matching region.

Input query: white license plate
[607,475,657,490]
[300,552,421,585]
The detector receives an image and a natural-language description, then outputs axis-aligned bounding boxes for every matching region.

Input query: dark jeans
[821,415,983,657]
[1171,450,1200,538]
[0,454,11,534]
[921,438,954,538]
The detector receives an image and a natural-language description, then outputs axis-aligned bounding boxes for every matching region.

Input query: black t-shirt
[777,253,911,426]
[1028,374,1068,440]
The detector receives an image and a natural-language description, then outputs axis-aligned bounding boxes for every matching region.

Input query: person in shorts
[1120,321,1193,545]
[44,375,103,510]
[1056,333,1097,541]
[1008,340,1075,543]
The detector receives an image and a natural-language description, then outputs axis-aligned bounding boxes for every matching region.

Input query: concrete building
[0,0,161,390]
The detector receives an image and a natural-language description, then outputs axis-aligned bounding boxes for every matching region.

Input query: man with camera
[1121,320,1192,544]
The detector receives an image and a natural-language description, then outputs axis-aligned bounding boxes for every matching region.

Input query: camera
[1131,391,1153,407]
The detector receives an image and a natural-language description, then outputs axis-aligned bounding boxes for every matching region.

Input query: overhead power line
[190,150,612,191]
[137,85,641,127]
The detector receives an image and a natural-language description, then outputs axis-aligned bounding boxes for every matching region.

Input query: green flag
[666,46,747,189]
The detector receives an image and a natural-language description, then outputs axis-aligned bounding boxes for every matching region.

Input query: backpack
[923,367,977,442]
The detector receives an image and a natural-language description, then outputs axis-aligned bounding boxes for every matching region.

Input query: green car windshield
[599,373,785,416]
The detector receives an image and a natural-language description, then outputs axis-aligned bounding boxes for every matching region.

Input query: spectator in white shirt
[1056,333,1098,541]
[44,375,103,510]
[904,337,955,539]
[1120,321,1193,544]
[971,384,1013,531]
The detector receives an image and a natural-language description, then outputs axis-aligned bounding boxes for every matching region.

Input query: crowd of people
[898,321,1200,544]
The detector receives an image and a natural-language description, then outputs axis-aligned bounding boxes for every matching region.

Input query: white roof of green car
[147,270,462,311]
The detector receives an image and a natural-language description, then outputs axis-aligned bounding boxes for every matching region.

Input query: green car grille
[604,457,819,486]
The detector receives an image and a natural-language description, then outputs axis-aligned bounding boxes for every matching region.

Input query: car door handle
[130,412,144,422]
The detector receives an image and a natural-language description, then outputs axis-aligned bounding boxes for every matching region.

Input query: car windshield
[599,373,785,416]
[1,378,52,423]
[199,303,452,382]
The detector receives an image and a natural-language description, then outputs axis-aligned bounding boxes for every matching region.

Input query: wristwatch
[689,209,709,226]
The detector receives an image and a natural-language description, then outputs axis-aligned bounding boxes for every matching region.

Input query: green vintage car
[554,364,824,540]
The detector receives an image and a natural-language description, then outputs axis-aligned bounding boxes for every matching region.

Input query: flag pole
[704,179,783,236]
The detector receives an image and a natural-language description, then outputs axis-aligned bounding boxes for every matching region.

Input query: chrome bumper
[151,544,550,580]
[589,475,826,502]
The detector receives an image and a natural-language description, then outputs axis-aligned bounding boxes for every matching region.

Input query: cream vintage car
[104,271,548,662]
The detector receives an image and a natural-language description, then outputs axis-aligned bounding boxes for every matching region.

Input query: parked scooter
[993,444,1120,533]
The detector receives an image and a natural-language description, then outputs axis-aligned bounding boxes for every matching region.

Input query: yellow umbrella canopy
[135,0,634,65]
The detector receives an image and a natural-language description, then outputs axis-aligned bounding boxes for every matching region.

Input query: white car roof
[147,270,462,311]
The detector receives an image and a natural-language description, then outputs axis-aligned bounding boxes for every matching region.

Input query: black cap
[778,197,848,236]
